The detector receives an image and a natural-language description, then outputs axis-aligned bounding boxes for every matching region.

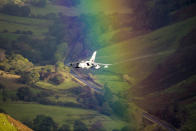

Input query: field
[30,3,79,16]
[0,102,127,130]
[0,68,128,130]
[36,80,79,90]
[95,74,130,95]
[0,13,52,37]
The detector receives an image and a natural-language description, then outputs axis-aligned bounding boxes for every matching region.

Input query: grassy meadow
[0,102,127,130]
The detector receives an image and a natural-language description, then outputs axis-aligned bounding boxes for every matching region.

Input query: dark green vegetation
[97,0,196,131]
[0,4,31,17]
[0,1,131,130]
[0,0,196,131]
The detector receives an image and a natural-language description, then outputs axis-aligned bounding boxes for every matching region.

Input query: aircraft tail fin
[90,51,96,63]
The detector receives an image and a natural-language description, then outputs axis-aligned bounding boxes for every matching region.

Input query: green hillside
[30,3,79,16]
[0,113,17,131]
[0,63,129,130]
[0,0,195,131]
[0,113,33,131]
[0,102,127,130]
[98,16,196,83]
[96,12,196,130]
[0,13,52,38]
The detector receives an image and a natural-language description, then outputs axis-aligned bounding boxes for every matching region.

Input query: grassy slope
[98,16,196,83]
[142,74,196,130]
[0,113,17,131]
[0,102,127,130]
[6,113,33,131]
[97,15,196,130]
[0,70,80,104]
[0,2,130,130]
[95,74,130,95]
[0,113,32,131]
[36,80,79,90]
[0,13,52,38]
[0,113,34,131]
[183,101,196,130]
[30,3,79,16]
[0,69,127,130]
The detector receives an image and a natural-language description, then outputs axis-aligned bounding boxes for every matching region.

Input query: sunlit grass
[0,102,127,130]
[36,79,79,90]
[0,113,17,131]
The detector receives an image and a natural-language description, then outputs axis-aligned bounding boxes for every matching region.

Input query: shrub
[73,120,88,131]
[1,4,31,17]
[33,115,57,131]
[20,71,40,85]
[31,0,47,7]
[0,108,6,113]
[58,124,70,131]
[49,74,64,85]
[16,87,35,101]
[14,30,21,34]
[121,126,133,131]
[55,0,81,7]
[3,29,8,33]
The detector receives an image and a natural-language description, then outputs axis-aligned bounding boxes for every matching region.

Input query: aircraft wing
[92,62,111,69]
[95,62,111,65]
[95,62,112,68]
[96,63,112,66]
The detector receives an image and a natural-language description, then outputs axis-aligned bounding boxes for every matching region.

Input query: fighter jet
[69,51,111,69]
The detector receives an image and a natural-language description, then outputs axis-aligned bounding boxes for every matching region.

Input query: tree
[49,74,64,85]
[121,126,133,131]
[20,71,40,85]
[58,124,70,131]
[54,42,68,63]
[55,0,81,7]
[110,100,129,119]
[55,61,65,72]
[31,0,47,7]
[0,49,5,61]
[16,87,34,101]
[0,83,4,89]
[2,87,7,102]
[73,120,88,131]
[95,92,105,106]
[33,115,57,131]
[99,102,112,116]
[89,121,106,131]
[1,4,31,17]
[0,53,33,73]
[103,85,113,101]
